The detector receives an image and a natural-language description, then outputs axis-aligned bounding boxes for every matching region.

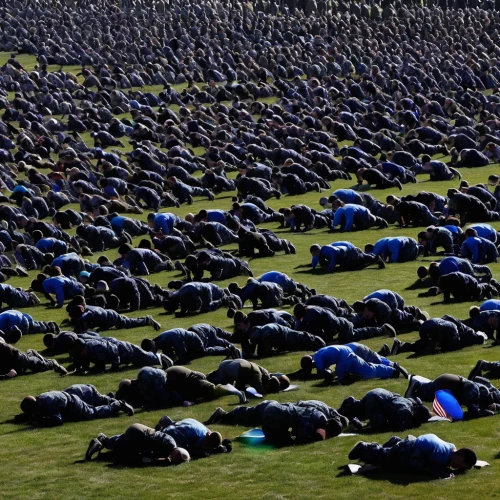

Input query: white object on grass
[246,387,263,398]
[428,416,452,422]
[281,384,299,392]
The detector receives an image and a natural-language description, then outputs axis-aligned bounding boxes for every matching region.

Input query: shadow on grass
[336,465,444,485]
[405,279,431,291]
[0,419,44,436]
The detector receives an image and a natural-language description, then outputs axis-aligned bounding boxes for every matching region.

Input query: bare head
[169,447,191,464]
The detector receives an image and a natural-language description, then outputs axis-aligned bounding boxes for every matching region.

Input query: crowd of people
[2,0,500,480]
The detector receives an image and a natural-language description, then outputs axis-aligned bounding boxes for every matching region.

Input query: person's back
[163,418,208,449]
[412,434,455,468]
[480,299,500,311]
[313,345,350,372]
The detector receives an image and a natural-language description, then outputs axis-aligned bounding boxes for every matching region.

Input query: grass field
[1,52,500,499]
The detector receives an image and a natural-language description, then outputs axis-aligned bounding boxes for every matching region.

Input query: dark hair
[141,338,155,352]
[206,431,222,448]
[469,306,481,318]
[454,448,477,468]
[417,266,429,279]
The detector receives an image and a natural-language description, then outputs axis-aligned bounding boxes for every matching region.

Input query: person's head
[469,306,481,318]
[66,302,85,319]
[450,448,477,470]
[417,266,429,279]
[95,280,109,293]
[118,243,133,257]
[141,338,156,353]
[331,199,345,210]
[138,238,152,249]
[465,228,478,238]
[293,303,306,320]
[30,277,45,293]
[115,379,138,404]
[106,294,120,311]
[488,174,500,186]
[488,314,500,330]
[319,196,330,208]
[32,230,43,242]
[263,375,281,393]
[43,333,56,349]
[184,254,198,271]
[428,262,441,281]
[169,447,190,464]
[364,243,374,253]
[147,213,157,227]
[79,271,90,284]
[417,231,428,244]
[20,395,37,414]
[325,418,343,438]
[167,281,182,290]
[202,431,222,450]
[412,401,431,426]
[232,310,248,333]
[277,374,290,391]
[300,354,314,371]
[421,154,431,164]
[70,338,87,357]
[227,282,241,294]
[6,326,22,344]
[309,244,321,256]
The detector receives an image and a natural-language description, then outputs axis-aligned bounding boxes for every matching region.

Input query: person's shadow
[336,465,452,484]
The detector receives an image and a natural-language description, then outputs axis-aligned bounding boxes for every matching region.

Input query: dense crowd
[2,0,500,477]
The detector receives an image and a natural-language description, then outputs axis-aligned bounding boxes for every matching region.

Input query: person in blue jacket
[331,200,388,231]
[466,223,499,243]
[300,345,406,384]
[366,237,422,263]
[109,214,149,237]
[256,271,315,300]
[0,310,59,340]
[147,212,181,235]
[31,274,85,307]
[33,232,69,256]
[348,433,477,475]
[417,257,492,285]
[460,228,498,264]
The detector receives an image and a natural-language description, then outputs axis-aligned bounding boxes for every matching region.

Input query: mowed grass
[1,52,500,499]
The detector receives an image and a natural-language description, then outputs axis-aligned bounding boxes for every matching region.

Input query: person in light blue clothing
[256,271,314,300]
[417,257,492,284]
[366,237,422,263]
[348,434,477,475]
[467,223,499,243]
[147,212,181,235]
[300,345,402,384]
[331,201,387,231]
[31,275,85,307]
[479,299,500,311]
[460,228,498,264]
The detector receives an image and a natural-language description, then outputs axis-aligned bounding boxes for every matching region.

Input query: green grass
[2,52,500,499]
